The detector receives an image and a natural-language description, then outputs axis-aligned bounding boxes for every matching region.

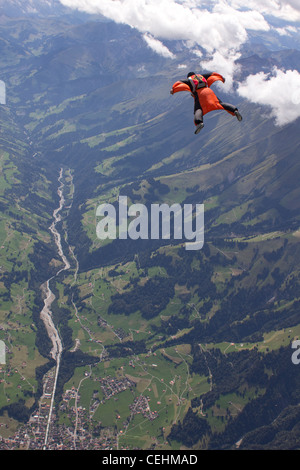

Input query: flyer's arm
[206,72,225,88]
[170,81,192,94]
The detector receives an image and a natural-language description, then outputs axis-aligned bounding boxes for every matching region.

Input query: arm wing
[207,73,225,88]
[171,81,192,94]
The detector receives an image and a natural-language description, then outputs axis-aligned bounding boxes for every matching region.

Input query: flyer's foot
[235,110,242,121]
[195,122,204,134]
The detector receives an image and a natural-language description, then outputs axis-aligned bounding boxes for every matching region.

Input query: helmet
[187,72,195,78]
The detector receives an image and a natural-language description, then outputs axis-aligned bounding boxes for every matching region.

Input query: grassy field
[54,165,300,448]
[0,150,53,429]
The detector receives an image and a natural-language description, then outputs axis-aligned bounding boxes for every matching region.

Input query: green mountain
[0,9,299,450]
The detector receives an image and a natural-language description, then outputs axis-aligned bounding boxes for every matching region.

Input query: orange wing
[206,72,225,87]
[196,88,226,115]
[171,81,191,94]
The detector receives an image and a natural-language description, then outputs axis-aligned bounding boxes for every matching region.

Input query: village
[0,365,159,450]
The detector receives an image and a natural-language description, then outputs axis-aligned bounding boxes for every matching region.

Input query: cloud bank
[59,0,270,57]
[59,0,300,125]
[230,0,300,22]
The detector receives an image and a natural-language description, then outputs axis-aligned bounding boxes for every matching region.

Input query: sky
[58,0,300,125]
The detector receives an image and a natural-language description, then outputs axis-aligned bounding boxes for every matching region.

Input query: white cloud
[143,33,175,58]
[275,25,298,35]
[59,0,270,57]
[237,67,300,125]
[230,0,300,22]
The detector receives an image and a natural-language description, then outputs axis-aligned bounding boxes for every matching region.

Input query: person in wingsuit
[170,72,242,134]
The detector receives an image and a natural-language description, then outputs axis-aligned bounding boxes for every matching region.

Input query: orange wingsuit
[171,72,235,117]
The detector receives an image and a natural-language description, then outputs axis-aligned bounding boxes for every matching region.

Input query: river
[40,167,71,448]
